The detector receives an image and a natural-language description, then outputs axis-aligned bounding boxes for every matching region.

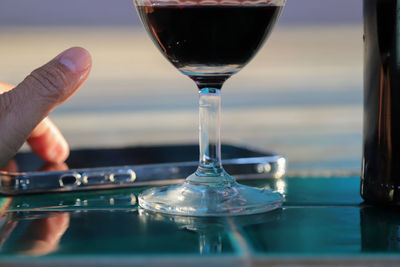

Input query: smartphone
[0,144,286,195]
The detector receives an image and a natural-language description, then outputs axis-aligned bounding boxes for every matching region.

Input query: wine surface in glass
[137,5,283,84]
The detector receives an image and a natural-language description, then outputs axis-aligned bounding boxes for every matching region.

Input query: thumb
[0,47,92,167]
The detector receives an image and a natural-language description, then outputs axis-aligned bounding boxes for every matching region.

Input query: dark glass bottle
[361,0,400,204]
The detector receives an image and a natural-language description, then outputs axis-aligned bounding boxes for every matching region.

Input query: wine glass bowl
[134,0,286,216]
[136,0,285,88]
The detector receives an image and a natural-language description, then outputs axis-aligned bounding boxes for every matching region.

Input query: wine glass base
[138,174,284,217]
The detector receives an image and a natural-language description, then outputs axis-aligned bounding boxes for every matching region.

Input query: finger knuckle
[0,91,15,115]
[26,62,70,101]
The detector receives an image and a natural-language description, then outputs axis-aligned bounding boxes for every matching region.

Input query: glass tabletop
[0,176,399,266]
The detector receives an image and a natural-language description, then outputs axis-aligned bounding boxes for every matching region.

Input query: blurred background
[0,0,363,171]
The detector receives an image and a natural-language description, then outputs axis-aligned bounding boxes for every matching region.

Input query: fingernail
[56,47,92,74]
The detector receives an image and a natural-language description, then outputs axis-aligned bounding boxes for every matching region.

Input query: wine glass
[134,0,286,216]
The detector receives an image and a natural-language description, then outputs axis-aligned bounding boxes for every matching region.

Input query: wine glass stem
[196,87,224,177]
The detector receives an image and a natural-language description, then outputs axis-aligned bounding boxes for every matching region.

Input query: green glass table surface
[1,176,400,266]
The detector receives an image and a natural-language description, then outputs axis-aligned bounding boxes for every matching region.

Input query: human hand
[0,47,92,168]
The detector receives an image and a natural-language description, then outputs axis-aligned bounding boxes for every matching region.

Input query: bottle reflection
[361,207,400,252]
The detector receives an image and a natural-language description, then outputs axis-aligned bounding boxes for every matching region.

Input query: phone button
[81,169,136,186]
[82,172,109,185]
[59,173,82,187]
[111,170,136,183]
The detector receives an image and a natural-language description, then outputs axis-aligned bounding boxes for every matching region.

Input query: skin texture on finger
[1,83,70,163]
[28,118,70,163]
[0,47,92,168]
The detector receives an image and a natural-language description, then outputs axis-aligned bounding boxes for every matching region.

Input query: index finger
[27,118,70,163]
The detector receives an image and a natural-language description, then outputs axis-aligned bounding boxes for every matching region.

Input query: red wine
[361,0,400,204]
[137,4,283,88]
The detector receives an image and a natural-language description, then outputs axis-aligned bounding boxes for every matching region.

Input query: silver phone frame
[0,154,286,195]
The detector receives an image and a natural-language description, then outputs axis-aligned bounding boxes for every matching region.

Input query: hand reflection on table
[12,212,70,256]
[0,160,71,256]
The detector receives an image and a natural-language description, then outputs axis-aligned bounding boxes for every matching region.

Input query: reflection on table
[0,177,399,266]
